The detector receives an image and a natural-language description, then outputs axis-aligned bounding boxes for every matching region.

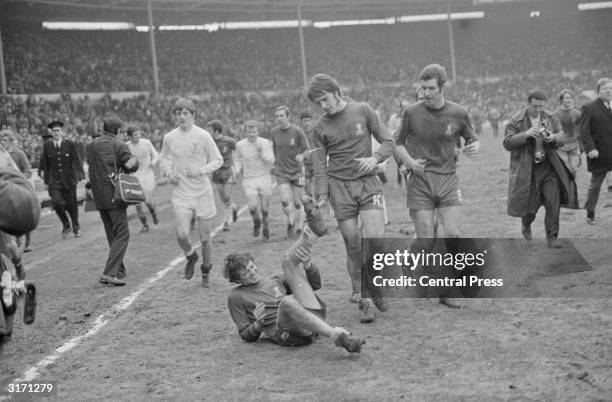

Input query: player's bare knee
[281,253,301,273]
[176,228,190,242]
[344,235,361,256]
[278,295,300,314]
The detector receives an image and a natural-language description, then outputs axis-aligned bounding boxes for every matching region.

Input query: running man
[307,73,393,323]
[160,98,223,287]
[127,126,160,233]
[270,106,310,238]
[206,120,238,232]
[394,64,480,308]
[235,120,275,241]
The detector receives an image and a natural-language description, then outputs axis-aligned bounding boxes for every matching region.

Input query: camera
[539,122,550,138]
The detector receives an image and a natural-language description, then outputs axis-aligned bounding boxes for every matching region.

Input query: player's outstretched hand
[463,141,480,157]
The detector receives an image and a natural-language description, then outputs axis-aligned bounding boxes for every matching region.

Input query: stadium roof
[2,0,543,25]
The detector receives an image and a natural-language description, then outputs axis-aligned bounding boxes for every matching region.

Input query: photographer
[87,115,138,286]
[503,90,579,248]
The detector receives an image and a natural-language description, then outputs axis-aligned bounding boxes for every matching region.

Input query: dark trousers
[99,208,129,278]
[584,169,610,213]
[522,161,561,239]
[49,186,79,232]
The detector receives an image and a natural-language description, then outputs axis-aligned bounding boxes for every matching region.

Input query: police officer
[38,121,85,238]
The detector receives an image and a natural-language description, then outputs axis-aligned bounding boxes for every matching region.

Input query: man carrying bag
[87,115,139,286]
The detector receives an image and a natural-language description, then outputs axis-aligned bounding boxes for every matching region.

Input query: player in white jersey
[160,98,223,287]
[235,120,275,240]
[127,126,160,233]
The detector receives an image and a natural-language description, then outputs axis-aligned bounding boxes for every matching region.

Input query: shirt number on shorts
[372,194,383,208]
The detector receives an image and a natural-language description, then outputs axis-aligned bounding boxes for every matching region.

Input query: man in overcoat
[579,77,612,224]
[87,115,138,286]
[504,90,579,248]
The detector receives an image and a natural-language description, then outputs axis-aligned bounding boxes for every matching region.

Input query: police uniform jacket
[39,139,85,189]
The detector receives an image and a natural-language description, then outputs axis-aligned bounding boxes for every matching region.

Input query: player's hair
[172,98,196,115]
[275,105,290,117]
[558,89,574,103]
[596,77,612,93]
[418,64,447,88]
[244,120,259,130]
[307,73,341,101]
[224,252,254,283]
[299,111,312,120]
[103,115,123,135]
[527,90,548,103]
[126,125,140,137]
[206,119,224,133]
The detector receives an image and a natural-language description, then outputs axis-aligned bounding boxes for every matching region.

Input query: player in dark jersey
[300,111,316,197]
[394,64,480,308]
[206,120,238,231]
[270,106,310,239]
[225,195,364,353]
[307,73,394,323]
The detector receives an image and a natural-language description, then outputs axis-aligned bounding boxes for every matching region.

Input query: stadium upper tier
[4,10,611,94]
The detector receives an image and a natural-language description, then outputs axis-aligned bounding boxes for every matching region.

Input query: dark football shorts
[275,174,305,188]
[406,171,461,210]
[212,167,232,184]
[273,296,326,347]
[329,175,383,221]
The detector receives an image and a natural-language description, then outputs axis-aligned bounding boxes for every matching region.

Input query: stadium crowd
[1,68,609,168]
[3,8,611,165]
[3,11,611,94]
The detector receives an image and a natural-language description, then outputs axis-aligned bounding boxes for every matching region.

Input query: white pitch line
[24,203,173,273]
[11,204,249,386]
